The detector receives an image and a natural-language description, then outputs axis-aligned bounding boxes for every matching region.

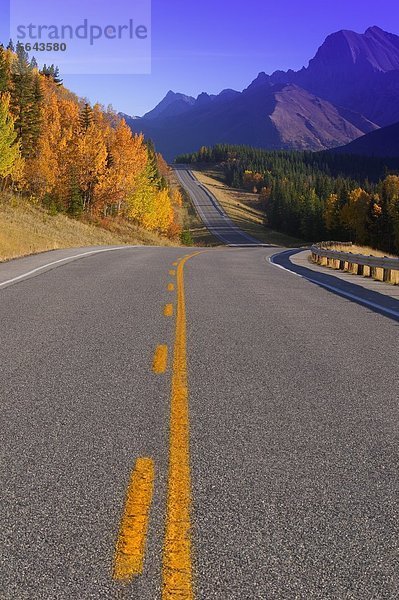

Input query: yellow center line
[172,262,178,267]
[153,344,168,374]
[162,250,205,600]
[168,283,175,292]
[169,270,176,277]
[164,304,174,317]
[113,457,155,581]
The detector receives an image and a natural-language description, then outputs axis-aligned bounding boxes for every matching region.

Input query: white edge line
[268,252,399,319]
[268,254,303,277]
[0,246,138,289]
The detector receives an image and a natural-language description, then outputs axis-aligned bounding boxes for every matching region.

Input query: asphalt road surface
[1,197,399,599]
[174,167,263,246]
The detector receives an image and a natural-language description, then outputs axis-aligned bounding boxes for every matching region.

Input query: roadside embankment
[0,194,176,262]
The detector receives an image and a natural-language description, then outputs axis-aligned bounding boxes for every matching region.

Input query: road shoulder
[271,248,399,321]
[291,250,399,300]
[0,246,136,290]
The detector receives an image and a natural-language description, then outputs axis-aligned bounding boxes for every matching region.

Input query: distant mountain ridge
[142,91,196,120]
[123,26,399,160]
[335,121,399,157]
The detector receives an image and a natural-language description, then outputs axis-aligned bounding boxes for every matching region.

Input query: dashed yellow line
[172,262,178,267]
[169,270,176,277]
[168,283,175,292]
[162,250,204,600]
[113,458,155,581]
[164,304,174,317]
[153,345,168,374]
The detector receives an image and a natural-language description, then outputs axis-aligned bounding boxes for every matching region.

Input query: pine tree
[28,74,43,149]
[10,42,42,157]
[145,139,162,188]
[79,102,94,131]
[40,64,63,86]
[68,179,84,216]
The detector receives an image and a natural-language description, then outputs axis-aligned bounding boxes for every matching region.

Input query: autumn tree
[0,46,10,93]
[24,85,61,199]
[0,93,20,183]
[340,188,371,244]
[381,175,399,251]
[75,124,108,212]
[95,122,148,216]
[53,95,81,209]
[243,170,264,192]
[324,193,341,237]
[156,152,170,189]
[0,45,183,239]
[140,188,173,233]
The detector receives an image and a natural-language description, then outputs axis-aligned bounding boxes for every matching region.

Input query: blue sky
[1,0,399,116]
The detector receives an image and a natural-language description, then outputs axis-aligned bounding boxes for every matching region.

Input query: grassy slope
[330,243,398,258]
[192,168,306,247]
[0,194,176,262]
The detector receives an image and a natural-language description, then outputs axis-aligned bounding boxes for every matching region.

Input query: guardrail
[311,242,399,285]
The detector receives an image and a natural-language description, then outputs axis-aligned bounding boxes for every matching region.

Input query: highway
[1,177,399,599]
[174,167,264,246]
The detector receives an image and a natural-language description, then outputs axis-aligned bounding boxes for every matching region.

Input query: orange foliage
[16,71,179,236]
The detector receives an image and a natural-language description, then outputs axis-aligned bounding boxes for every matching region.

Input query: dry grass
[193,168,305,247]
[0,193,176,262]
[329,243,398,259]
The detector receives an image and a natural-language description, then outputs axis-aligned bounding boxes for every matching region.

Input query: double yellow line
[162,252,203,599]
[113,251,203,598]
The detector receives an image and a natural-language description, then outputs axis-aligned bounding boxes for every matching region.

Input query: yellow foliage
[383,175,399,249]
[324,193,340,232]
[141,188,174,233]
[243,170,264,192]
[171,188,183,207]
[0,93,21,182]
[74,124,108,211]
[340,188,371,244]
[24,91,60,197]
[2,58,179,238]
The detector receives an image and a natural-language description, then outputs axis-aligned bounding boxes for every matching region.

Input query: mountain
[287,26,399,126]
[142,91,196,120]
[124,26,399,160]
[126,82,377,160]
[334,121,399,157]
[119,112,140,121]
